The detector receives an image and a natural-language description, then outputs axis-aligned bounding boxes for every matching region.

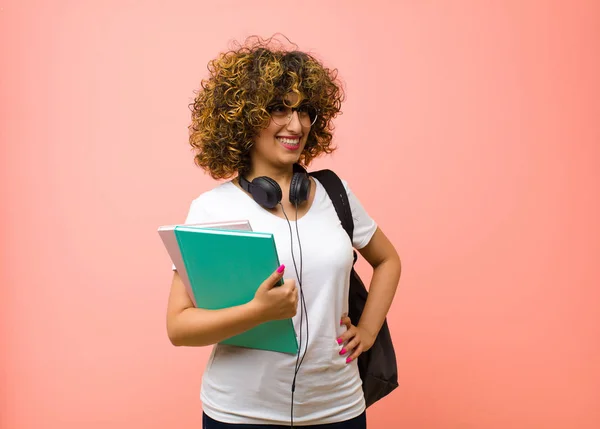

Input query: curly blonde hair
[188,35,345,180]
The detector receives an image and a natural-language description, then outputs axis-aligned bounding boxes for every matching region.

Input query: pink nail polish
[339,348,346,355]
[277,264,285,273]
[337,338,343,345]
[346,357,352,364]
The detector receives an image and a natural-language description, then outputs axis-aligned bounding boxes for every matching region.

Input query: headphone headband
[237,173,253,194]
[293,163,308,174]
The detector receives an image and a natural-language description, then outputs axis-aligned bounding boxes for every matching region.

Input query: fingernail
[277,264,285,273]
[340,319,344,326]
[337,338,343,345]
[346,357,352,364]
[339,348,346,355]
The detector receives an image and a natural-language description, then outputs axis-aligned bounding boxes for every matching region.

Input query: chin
[283,150,304,163]
[276,144,303,159]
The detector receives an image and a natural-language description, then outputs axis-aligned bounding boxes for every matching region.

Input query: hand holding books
[251,264,298,322]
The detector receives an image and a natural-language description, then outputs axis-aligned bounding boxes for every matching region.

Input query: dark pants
[202,411,366,429]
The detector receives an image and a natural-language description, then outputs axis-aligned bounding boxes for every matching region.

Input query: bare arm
[338,227,401,360]
[166,267,297,347]
[356,227,402,343]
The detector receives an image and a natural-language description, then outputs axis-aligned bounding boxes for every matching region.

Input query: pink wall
[2,1,599,428]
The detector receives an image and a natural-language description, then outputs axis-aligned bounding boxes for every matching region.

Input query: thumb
[263,264,285,290]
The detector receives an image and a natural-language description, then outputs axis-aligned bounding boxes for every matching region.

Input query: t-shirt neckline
[225,178,320,223]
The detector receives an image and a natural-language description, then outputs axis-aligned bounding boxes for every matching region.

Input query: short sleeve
[171,197,210,270]
[183,197,210,225]
[342,180,378,249]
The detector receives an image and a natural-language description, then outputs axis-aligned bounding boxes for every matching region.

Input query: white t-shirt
[176,176,377,425]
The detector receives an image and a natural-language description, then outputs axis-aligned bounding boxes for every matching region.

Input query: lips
[277,136,301,150]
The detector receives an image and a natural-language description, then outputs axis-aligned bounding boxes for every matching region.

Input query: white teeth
[277,137,300,145]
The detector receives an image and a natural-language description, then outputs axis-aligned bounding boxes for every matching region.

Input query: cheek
[258,123,282,141]
[255,129,275,144]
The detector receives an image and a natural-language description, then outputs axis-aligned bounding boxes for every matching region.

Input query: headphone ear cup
[250,176,283,209]
[289,172,311,206]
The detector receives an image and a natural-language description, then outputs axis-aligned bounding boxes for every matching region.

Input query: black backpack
[310,169,399,408]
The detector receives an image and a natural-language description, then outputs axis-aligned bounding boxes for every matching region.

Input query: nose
[285,110,303,133]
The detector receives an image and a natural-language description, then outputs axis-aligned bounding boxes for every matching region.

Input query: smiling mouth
[277,136,301,150]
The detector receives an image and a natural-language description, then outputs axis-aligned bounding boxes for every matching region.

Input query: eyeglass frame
[266,103,319,127]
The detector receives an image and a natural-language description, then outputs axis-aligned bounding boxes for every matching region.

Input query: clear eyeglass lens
[270,104,317,127]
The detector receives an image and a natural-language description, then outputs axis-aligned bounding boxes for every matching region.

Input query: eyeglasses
[267,103,318,127]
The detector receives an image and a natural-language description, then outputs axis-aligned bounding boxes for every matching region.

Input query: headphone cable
[280,203,308,429]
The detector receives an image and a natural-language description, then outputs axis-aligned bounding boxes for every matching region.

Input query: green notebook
[173,226,298,355]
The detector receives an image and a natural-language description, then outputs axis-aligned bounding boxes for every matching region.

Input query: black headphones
[238,163,311,209]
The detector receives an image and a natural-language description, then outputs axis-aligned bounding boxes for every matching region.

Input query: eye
[267,103,287,114]
[298,104,317,119]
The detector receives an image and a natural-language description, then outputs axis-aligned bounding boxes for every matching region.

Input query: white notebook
[157,220,253,305]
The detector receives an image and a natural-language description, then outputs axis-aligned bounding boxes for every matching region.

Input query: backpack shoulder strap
[309,169,354,241]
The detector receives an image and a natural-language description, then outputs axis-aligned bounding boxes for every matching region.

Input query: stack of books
[157,221,298,354]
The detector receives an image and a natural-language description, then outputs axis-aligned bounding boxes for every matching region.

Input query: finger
[340,315,352,329]
[265,264,285,289]
[343,335,361,355]
[346,344,363,363]
[287,283,298,300]
[336,327,356,346]
[281,278,295,291]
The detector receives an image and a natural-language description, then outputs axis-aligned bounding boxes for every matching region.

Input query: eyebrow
[268,99,311,107]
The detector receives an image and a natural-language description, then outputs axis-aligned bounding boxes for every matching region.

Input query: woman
[166,36,401,428]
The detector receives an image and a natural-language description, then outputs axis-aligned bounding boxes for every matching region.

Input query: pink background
[2,1,599,428]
